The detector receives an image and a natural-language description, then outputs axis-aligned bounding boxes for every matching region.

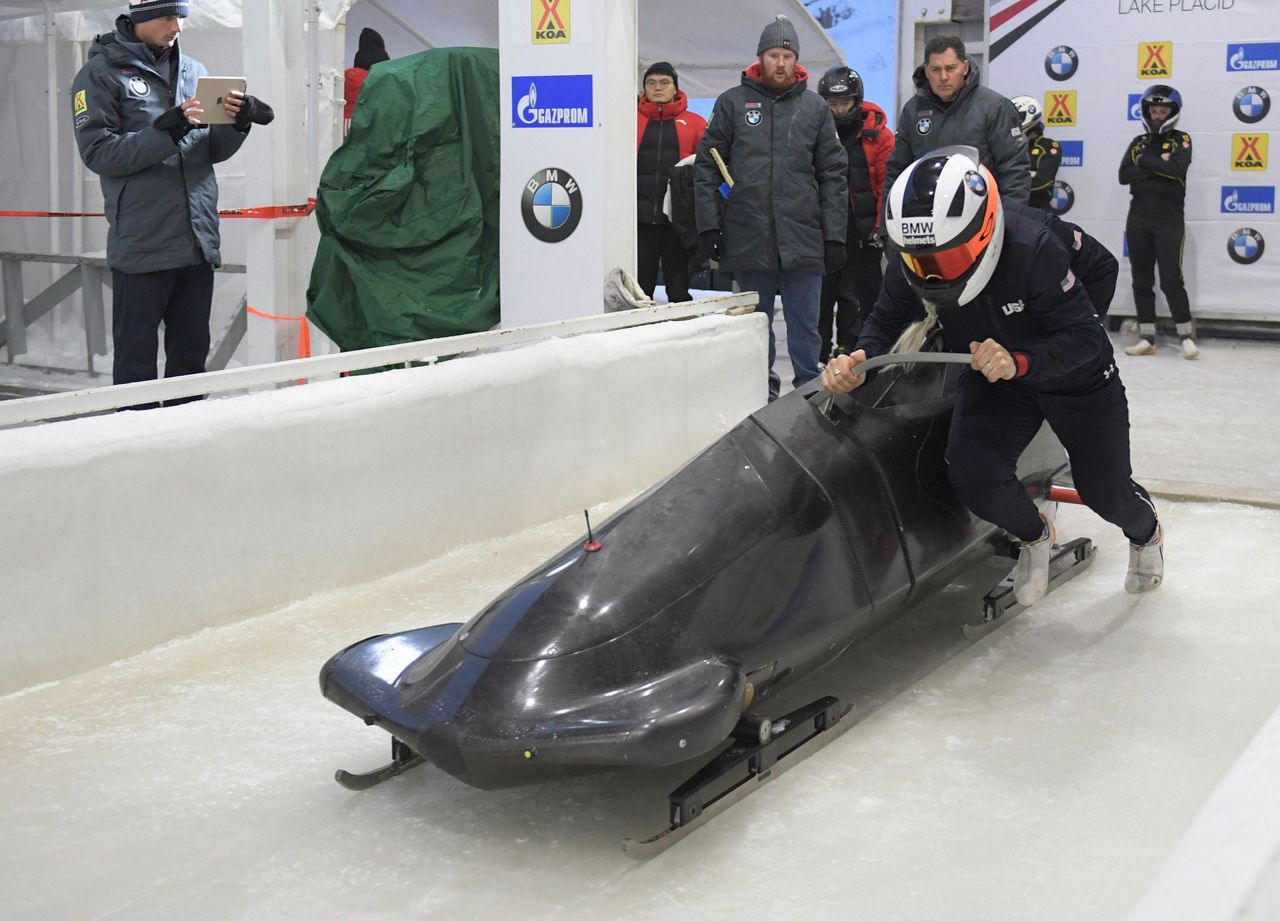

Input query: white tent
[0,1,844,366]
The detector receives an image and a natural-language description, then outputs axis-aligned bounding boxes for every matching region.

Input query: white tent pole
[44,1,59,255]
[306,0,320,191]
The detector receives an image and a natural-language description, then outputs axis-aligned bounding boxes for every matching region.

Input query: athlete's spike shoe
[1013,506,1057,607]
[1125,338,1156,356]
[1125,522,1164,594]
[1181,337,1200,360]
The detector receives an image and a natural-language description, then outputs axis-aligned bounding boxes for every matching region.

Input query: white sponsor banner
[988,0,1280,321]
[500,0,637,326]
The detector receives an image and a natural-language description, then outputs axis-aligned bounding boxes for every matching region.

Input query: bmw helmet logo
[521,167,583,243]
[1228,227,1265,264]
[1045,45,1078,81]
[1048,180,1075,215]
[917,117,932,135]
[1233,86,1271,124]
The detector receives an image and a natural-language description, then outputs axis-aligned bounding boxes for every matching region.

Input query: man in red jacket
[636,62,706,302]
[816,66,894,362]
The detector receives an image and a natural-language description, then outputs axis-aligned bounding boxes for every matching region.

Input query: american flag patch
[1061,269,1076,291]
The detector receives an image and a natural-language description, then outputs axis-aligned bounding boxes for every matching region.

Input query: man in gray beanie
[70,1,274,404]
[694,15,848,400]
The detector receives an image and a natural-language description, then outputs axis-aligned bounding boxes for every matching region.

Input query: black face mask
[832,105,861,131]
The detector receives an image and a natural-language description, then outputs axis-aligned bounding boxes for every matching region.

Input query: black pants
[1126,210,1192,326]
[819,241,883,363]
[944,370,1158,545]
[637,222,691,302]
[112,263,214,404]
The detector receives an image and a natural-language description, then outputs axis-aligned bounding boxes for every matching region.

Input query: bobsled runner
[320,352,1094,855]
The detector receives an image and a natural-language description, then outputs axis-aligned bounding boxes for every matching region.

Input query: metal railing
[0,291,760,429]
[0,252,246,372]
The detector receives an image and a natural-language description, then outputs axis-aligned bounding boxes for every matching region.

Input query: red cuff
[1012,351,1030,378]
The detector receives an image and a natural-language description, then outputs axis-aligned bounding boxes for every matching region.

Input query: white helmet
[884,146,1005,307]
[1010,94,1043,135]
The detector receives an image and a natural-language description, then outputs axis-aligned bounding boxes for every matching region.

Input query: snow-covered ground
[1,317,1278,919]
[2,496,1278,921]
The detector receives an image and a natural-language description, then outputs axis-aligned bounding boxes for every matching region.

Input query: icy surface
[2,497,1279,921]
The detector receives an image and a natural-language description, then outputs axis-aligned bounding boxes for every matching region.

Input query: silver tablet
[192,76,247,125]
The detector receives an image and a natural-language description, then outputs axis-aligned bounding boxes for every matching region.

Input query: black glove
[153,106,194,144]
[699,229,723,262]
[233,94,275,131]
[825,241,847,275]
[866,232,884,250]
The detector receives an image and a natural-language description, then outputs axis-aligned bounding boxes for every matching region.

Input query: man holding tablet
[70,0,275,403]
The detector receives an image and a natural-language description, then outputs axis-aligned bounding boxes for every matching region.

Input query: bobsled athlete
[821,147,1162,603]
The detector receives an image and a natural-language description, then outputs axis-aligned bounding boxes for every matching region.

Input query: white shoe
[1181,337,1200,360]
[1125,338,1156,356]
[1013,507,1057,607]
[1125,522,1164,594]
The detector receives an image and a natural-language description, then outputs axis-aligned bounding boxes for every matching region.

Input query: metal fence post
[2,258,27,360]
[80,263,108,371]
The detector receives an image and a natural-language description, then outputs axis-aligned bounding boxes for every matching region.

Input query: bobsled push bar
[815,351,976,417]
[623,697,852,859]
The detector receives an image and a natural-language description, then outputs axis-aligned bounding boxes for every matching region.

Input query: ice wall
[0,313,768,693]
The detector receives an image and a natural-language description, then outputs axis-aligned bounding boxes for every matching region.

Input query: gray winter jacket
[693,64,848,275]
[71,18,248,274]
[884,63,1030,204]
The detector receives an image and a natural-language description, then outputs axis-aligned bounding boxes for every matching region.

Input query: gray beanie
[757,15,799,57]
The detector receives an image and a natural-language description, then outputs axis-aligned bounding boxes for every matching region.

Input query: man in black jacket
[816,66,895,363]
[693,15,848,400]
[823,148,1163,605]
[1119,85,1197,358]
[884,35,1029,204]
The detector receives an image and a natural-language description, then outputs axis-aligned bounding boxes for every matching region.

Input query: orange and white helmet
[884,146,1004,307]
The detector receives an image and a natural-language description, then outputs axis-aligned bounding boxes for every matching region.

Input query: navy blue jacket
[70,17,249,273]
[857,208,1114,394]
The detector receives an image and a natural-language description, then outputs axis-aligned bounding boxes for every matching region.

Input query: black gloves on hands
[825,241,848,275]
[699,229,723,262]
[153,106,194,144]
[233,95,275,132]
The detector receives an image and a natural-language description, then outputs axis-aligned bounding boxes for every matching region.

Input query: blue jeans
[735,268,823,399]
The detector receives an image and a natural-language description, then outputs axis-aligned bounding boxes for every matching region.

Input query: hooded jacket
[636,91,706,225]
[693,62,848,274]
[884,63,1030,205]
[70,16,248,274]
[839,100,894,243]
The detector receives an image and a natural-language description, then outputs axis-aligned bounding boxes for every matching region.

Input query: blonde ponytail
[891,299,939,354]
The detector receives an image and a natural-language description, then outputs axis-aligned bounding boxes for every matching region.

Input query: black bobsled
[321,356,1076,811]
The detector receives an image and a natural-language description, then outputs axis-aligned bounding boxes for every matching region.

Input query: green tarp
[306,47,500,350]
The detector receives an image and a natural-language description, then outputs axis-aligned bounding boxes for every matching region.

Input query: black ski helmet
[818,66,864,128]
[1140,84,1182,134]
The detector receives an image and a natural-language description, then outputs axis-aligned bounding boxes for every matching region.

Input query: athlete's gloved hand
[230,93,275,131]
[825,241,847,274]
[153,105,196,144]
[699,229,723,261]
[866,232,884,250]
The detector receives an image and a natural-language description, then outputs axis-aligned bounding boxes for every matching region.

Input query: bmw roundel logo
[964,170,987,195]
[1045,45,1078,82]
[917,117,932,135]
[1048,180,1075,215]
[127,75,150,97]
[521,167,583,243]
[1228,227,1265,264]
[1233,85,1271,124]
[745,109,762,127]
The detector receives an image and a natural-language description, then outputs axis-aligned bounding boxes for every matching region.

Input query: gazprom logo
[1128,94,1143,121]
[1059,140,1084,167]
[1221,185,1275,214]
[1228,43,1280,72]
[512,74,592,128]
